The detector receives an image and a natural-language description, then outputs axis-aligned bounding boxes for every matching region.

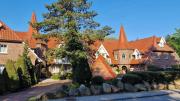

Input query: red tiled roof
[28,12,38,37]
[128,36,155,53]
[130,58,146,65]
[15,13,39,48]
[92,27,175,65]
[93,55,116,80]
[101,40,119,64]
[129,36,173,53]
[117,26,129,49]
[15,31,29,40]
[92,40,119,64]
[47,38,61,49]
[152,36,174,52]
[0,21,22,42]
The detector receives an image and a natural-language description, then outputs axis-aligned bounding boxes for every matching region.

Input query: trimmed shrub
[165,65,180,71]
[105,78,119,86]
[51,74,60,80]
[64,72,72,79]
[68,83,80,90]
[41,68,51,78]
[127,71,180,84]
[15,56,31,88]
[147,65,164,71]
[5,60,20,91]
[0,74,6,94]
[121,74,142,85]
[91,76,104,85]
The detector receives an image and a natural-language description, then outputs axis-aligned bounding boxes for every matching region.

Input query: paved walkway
[0,79,72,101]
[50,90,180,101]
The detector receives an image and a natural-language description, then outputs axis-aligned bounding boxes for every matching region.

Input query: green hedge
[5,60,20,91]
[91,76,105,85]
[147,65,164,71]
[123,71,180,84]
[121,74,142,85]
[0,57,38,94]
[0,74,6,94]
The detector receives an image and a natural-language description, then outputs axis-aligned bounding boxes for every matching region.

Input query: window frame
[114,52,118,60]
[122,53,126,59]
[0,44,8,54]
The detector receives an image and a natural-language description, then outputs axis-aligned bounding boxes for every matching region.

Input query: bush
[147,65,164,71]
[5,60,20,91]
[127,71,180,84]
[68,83,80,90]
[41,68,51,78]
[105,78,119,85]
[15,56,32,88]
[121,74,142,85]
[51,74,60,80]
[91,76,104,85]
[0,74,6,94]
[164,65,180,71]
[64,72,72,79]
[129,72,152,83]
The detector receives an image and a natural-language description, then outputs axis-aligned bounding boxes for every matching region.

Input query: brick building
[92,26,180,79]
[0,13,44,74]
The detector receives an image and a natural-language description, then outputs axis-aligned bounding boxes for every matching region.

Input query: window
[137,53,141,59]
[0,65,5,74]
[122,53,126,59]
[164,53,169,60]
[114,52,118,60]
[129,54,131,59]
[0,44,7,53]
[102,53,107,58]
[132,55,135,59]
[107,58,111,64]
[158,37,166,48]
[158,42,164,47]
[154,54,160,60]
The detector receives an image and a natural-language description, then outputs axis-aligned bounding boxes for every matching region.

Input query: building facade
[0,21,24,73]
[0,13,44,74]
[92,26,180,79]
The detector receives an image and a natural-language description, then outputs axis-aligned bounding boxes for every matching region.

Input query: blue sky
[0,0,180,41]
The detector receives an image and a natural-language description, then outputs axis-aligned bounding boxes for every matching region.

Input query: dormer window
[97,44,109,59]
[158,37,166,48]
[158,42,164,47]
[132,49,141,59]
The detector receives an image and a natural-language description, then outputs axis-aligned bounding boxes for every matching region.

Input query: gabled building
[0,13,45,74]
[0,21,24,73]
[92,26,180,79]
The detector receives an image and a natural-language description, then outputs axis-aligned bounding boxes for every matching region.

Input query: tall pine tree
[35,0,114,84]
